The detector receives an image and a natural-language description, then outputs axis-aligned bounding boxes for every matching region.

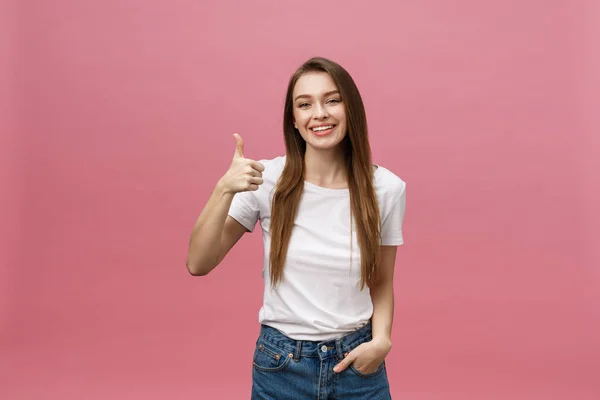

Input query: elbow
[185,260,212,277]
[186,250,223,277]
[188,267,209,277]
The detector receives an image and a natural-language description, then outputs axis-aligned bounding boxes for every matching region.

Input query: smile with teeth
[311,125,335,132]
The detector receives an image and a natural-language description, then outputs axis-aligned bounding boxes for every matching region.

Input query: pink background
[2,1,599,399]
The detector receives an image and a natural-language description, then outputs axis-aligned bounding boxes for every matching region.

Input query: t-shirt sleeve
[380,183,406,246]
[228,190,260,232]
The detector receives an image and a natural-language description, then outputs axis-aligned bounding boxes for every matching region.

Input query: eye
[298,102,310,108]
[327,98,341,104]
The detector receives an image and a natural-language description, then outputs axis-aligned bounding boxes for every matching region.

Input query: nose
[314,103,329,120]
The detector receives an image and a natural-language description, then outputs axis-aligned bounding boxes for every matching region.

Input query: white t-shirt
[228,156,406,341]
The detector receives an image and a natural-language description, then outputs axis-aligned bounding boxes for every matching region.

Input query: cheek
[292,107,304,119]
[335,108,347,123]
[293,111,307,125]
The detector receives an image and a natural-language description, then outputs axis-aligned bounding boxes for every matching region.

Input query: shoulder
[373,164,406,202]
[255,155,286,179]
[251,156,286,195]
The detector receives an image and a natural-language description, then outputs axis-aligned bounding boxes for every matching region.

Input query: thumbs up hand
[220,133,265,194]
[233,132,245,159]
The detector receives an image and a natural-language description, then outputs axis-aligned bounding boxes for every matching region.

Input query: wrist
[216,179,233,196]
[371,336,392,352]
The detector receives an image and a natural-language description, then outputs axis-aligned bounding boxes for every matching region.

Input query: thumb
[333,351,354,373]
[233,133,244,158]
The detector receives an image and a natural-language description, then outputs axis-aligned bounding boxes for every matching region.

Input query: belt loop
[335,338,344,360]
[294,340,302,361]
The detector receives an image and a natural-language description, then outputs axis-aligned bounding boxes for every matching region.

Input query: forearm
[369,279,394,347]
[186,180,234,274]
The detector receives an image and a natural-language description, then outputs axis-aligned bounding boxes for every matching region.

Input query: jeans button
[321,345,328,353]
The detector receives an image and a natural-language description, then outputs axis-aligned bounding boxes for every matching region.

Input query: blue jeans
[251,322,392,399]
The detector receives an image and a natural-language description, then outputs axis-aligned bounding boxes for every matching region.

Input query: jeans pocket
[349,360,386,378]
[252,339,292,372]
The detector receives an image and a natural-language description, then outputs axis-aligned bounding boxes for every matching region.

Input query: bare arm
[369,245,397,348]
[185,182,248,276]
[333,245,397,374]
[185,133,264,276]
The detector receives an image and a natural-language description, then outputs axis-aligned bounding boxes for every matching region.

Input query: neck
[303,145,347,189]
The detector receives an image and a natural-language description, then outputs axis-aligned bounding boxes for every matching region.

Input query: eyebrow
[294,90,340,102]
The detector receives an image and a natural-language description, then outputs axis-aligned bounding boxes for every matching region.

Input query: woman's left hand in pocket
[333,338,392,374]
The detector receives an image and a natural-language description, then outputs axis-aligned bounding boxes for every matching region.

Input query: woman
[186,57,406,399]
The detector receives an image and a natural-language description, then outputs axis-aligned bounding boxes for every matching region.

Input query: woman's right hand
[219,133,265,194]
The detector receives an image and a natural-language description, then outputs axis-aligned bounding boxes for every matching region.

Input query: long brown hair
[269,57,381,290]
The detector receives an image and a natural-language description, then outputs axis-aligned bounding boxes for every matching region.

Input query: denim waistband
[257,323,373,361]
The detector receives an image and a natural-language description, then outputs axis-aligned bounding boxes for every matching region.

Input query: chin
[307,137,345,151]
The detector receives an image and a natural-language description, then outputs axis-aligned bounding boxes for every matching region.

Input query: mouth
[310,124,336,136]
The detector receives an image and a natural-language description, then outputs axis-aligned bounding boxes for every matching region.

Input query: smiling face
[292,71,348,152]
